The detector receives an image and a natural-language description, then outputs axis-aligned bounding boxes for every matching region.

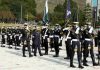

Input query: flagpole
[64,0,71,27]
[77,5,79,22]
[20,4,23,24]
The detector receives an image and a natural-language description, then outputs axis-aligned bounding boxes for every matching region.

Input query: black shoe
[53,55,59,57]
[40,54,43,56]
[50,50,55,52]
[83,63,89,66]
[2,46,5,47]
[29,55,33,57]
[34,54,37,56]
[83,60,88,63]
[78,65,84,69]
[93,63,98,66]
[15,48,20,50]
[23,55,26,57]
[64,57,70,59]
[44,53,48,55]
[8,47,12,49]
[70,65,76,68]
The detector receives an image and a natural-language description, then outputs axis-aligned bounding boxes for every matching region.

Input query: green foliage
[84,3,92,23]
[79,10,86,26]
[0,0,36,22]
[51,0,86,26]
[50,0,86,26]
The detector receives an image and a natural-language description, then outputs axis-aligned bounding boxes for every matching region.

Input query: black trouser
[97,40,100,64]
[50,38,54,49]
[98,40,100,55]
[32,39,35,51]
[44,37,48,54]
[7,35,9,45]
[54,37,59,56]
[70,40,82,66]
[9,35,13,45]
[83,40,96,64]
[22,40,31,56]
[65,39,71,58]
[15,36,20,46]
[41,36,44,48]
[81,40,84,54]
[34,45,42,56]
[7,35,12,47]
[95,37,98,47]
[12,35,15,45]
[1,35,5,44]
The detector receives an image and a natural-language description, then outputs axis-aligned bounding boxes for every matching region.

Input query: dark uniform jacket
[32,30,41,46]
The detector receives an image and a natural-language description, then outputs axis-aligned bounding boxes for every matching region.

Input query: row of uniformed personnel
[0,22,100,69]
[1,26,22,49]
[0,24,62,57]
[63,22,100,68]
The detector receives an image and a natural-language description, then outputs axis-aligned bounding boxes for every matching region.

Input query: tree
[0,0,36,23]
[51,0,78,26]
[84,3,92,23]
[50,0,86,26]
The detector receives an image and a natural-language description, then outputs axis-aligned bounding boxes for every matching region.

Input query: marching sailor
[83,22,98,66]
[53,24,61,57]
[70,22,84,68]
[63,24,72,59]
[41,24,50,55]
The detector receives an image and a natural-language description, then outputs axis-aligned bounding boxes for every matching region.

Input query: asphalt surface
[0,38,100,70]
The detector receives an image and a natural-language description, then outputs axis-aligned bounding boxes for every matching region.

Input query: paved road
[0,39,100,70]
[0,44,100,70]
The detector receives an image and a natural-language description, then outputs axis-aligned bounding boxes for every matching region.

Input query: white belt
[49,35,53,38]
[67,37,71,39]
[43,35,48,39]
[16,35,19,36]
[85,38,92,41]
[72,39,79,41]
[65,37,71,41]
[44,35,48,37]
[54,35,59,38]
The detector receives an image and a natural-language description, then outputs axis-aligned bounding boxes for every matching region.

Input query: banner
[92,0,98,7]
[43,0,49,24]
[65,0,71,19]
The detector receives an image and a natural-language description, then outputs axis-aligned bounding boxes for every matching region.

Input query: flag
[43,0,49,24]
[92,0,98,7]
[65,0,71,19]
